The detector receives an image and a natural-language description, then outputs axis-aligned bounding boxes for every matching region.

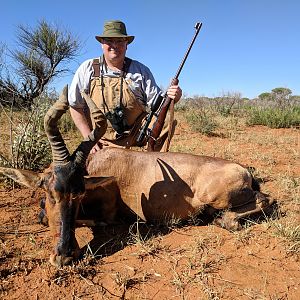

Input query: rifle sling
[163,98,175,152]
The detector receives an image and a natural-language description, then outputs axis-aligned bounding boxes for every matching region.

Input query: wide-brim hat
[95,20,135,44]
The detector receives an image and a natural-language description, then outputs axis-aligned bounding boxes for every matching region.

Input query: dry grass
[0,109,300,299]
[270,219,300,255]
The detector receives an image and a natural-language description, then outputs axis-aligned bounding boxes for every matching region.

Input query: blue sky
[1,0,300,99]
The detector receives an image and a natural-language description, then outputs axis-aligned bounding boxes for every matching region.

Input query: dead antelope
[0,86,273,267]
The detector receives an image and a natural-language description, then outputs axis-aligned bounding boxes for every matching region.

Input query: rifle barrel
[137,21,203,150]
[174,22,202,79]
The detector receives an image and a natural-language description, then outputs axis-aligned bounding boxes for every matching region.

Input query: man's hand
[70,106,103,154]
[90,142,102,154]
[90,140,113,153]
[167,85,182,103]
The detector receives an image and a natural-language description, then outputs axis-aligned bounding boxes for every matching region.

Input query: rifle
[136,22,202,151]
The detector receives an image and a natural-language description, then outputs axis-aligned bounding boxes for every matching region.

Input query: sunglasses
[101,38,128,45]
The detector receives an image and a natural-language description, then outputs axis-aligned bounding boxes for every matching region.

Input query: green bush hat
[95,20,135,44]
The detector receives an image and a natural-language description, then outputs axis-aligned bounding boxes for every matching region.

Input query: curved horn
[44,85,70,164]
[73,91,107,167]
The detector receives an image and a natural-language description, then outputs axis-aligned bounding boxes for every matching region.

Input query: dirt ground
[0,115,299,300]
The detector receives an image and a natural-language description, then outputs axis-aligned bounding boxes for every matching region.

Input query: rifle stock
[147,78,178,151]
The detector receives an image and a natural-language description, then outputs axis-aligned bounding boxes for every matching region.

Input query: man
[69,20,182,152]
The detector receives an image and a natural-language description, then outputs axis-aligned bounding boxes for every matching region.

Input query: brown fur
[0,147,273,267]
[84,147,271,223]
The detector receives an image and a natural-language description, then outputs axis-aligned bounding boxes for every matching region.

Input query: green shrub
[12,122,52,171]
[59,110,77,133]
[211,97,237,117]
[246,106,300,128]
[214,105,232,117]
[183,108,218,136]
[0,96,53,172]
[174,100,189,112]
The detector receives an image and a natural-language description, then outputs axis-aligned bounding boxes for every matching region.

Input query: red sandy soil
[1,123,299,300]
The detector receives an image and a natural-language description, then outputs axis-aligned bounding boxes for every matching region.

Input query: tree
[290,95,300,101]
[271,87,292,100]
[270,87,293,108]
[0,20,80,107]
[258,92,272,101]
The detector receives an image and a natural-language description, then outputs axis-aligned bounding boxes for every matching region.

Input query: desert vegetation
[0,89,299,299]
[0,20,299,300]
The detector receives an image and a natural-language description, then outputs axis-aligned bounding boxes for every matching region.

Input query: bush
[210,93,241,117]
[59,110,77,133]
[12,122,52,171]
[183,108,218,136]
[0,96,53,171]
[246,106,300,128]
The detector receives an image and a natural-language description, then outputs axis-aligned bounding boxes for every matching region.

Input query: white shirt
[68,57,160,109]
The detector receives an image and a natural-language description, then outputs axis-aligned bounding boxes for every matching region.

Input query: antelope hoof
[49,247,81,267]
[255,192,273,209]
[49,254,74,268]
[214,211,242,231]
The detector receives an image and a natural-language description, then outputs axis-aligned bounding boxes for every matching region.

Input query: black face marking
[38,198,48,226]
[54,162,85,195]
[56,198,78,257]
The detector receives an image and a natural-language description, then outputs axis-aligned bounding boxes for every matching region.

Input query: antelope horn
[44,85,70,164]
[73,91,107,167]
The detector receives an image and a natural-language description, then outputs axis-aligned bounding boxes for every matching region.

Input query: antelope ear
[0,167,44,188]
[84,176,116,190]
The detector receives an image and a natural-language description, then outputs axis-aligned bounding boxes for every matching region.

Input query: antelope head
[43,86,108,267]
[0,86,108,267]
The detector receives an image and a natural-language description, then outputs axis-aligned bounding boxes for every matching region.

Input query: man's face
[101,38,128,64]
